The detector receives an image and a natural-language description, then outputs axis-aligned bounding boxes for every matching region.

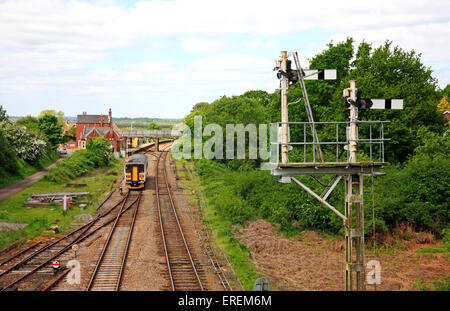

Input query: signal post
[344,80,365,291]
[271,51,402,291]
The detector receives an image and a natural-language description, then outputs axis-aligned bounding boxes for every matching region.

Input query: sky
[0,0,449,119]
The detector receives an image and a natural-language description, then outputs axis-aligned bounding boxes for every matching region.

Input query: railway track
[0,192,130,291]
[155,145,204,291]
[86,191,142,291]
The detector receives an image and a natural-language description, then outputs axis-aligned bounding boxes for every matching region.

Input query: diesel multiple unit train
[125,154,148,189]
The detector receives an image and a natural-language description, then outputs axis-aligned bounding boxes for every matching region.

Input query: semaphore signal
[270,49,404,291]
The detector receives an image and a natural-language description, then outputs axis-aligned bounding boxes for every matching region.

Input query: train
[124,153,148,190]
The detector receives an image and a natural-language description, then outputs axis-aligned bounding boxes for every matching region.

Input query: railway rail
[0,140,233,291]
[86,191,142,291]
[154,144,204,291]
[0,191,130,291]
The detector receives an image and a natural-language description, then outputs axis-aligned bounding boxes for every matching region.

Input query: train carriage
[125,154,148,189]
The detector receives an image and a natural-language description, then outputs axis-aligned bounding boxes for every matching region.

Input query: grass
[174,158,261,290]
[411,275,450,291]
[0,151,59,189]
[0,159,123,252]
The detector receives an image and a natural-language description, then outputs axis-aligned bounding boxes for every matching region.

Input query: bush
[0,127,19,175]
[375,130,449,234]
[0,122,47,164]
[196,159,343,232]
[45,138,114,182]
[86,137,113,167]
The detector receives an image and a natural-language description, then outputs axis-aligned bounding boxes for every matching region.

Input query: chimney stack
[100,115,103,127]
[109,108,112,127]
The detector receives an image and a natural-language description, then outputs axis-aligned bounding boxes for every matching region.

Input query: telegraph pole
[280,51,289,163]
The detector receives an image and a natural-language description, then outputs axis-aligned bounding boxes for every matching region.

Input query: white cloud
[243,38,276,49]
[181,38,225,52]
[0,0,449,117]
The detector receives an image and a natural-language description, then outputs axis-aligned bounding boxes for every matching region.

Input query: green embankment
[0,151,59,189]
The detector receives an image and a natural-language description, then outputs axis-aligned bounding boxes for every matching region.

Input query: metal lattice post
[345,174,365,291]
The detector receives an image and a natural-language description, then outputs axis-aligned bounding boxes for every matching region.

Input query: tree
[439,84,450,98]
[147,122,162,130]
[0,128,19,174]
[0,122,47,164]
[329,40,446,162]
[190,102,209,113]
[375,128,449,234]
[15,116,40,133]
[0,105,7,122]
[62,127,76,143]
[86,137,113,166]
[38,110,65,127]
[38,114,63,149]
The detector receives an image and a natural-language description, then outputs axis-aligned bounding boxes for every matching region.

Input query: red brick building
[76,108,125,151]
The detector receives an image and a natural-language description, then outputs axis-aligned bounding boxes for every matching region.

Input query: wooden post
[281,51,289,164]
[345,80,365,291]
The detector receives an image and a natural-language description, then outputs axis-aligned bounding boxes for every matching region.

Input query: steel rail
[42,268,71,291]
[85,192,136,291]
[0,215,100,290]
[155,148,175,291]
[116,191,142,291]
[39,194,141,291]
[159,148,204,291]
[0,242,42,267]
[0,195,127,280]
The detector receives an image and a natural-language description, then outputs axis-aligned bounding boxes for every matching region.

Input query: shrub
[375,130,449,234]
[0,126,19,174]
[45,137,115,182]
[0,122,47,164]
[86,137,113,167]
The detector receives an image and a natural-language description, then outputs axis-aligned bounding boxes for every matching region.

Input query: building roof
[77,114,110,124]
[80,126,122,140]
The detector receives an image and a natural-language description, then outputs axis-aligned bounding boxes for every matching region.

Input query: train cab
[125,154,148,189]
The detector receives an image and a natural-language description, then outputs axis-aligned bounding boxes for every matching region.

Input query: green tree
[375,128,449,234]
[62,127,76,143]
[147,122,162,130]
[38,110,65,127]
[0,122,47,164]
[0,105,7,122]
[15,116,40,132]
[439,84,450,98]
[329,40,446,162]
[0,128,19,175]
[86,137,113,166]
[38,114,62,149]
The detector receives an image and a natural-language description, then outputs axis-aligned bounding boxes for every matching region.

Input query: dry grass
[234,219,449,291]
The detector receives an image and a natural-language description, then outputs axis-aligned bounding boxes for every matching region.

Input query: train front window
[126,165,132,174]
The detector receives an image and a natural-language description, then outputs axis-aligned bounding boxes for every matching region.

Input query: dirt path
[0,156,67,202]
[235,219,449,291]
